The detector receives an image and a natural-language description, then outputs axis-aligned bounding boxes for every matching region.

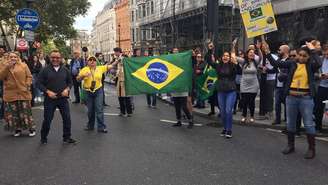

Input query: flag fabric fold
[195,66,218,101]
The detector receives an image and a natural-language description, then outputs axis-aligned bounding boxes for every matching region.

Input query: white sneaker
[29,131,36,137]
[13,131,21,137]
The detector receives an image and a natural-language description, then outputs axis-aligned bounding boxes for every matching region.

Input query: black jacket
[37,64,72,98]
[266,51,322,97]
[206,50,237,92]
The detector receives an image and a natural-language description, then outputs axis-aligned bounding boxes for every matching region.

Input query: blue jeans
[217,91,236,131]
[286,95,315,134]
[86,88,106,130]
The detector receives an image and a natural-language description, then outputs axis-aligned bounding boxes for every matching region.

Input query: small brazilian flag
[195,66,218,101]
[250,7,263,19]
[123,51,193,95]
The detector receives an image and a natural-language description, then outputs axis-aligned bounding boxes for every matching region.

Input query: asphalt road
[0,84,327,185]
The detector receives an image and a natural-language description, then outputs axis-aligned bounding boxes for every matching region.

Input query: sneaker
[84,127,94,131]
[241,117,246,124]
[97,129,108,133]
[249,118,255,124]
[172,122,182,127]
[13,130,21,137]
[63,138,77,144]
[220,130,226,137]
[187,122,193,129]
[41,138,47,144]
[151,106,157,109]
[119,113,126,117]
[29,130,36,137]
[225,131,232,138]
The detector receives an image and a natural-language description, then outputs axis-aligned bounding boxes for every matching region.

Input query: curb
[157,96,328,137]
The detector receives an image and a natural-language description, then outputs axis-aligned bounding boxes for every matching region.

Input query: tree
[0,0,90,49]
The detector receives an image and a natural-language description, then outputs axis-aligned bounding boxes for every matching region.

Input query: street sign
[16,38,29,51]
[16,8,40,31]
[24,30,35,42]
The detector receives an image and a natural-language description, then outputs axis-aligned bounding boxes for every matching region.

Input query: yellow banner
[238,0,278,38]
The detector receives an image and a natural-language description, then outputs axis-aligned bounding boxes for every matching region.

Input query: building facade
[95,2,117,61]
[267,0,328,50]
[115,0,132,55]
[130,0,242,54]
[70,29,89,54]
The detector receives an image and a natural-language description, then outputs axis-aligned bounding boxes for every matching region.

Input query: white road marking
[160,119,203,126]
[265,128,282,133]
[104,113,120,116]
[32,106,44,110]
[317,137,328,142]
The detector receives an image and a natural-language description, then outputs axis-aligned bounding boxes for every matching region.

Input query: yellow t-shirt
[78,66,108,92]
[290,63,309,89]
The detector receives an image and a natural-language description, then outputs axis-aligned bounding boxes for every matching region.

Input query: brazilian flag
[195,66,218,101]
[250,7,263,19]
[123,51,193,95]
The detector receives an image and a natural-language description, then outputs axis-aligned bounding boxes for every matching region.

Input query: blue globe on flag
[146,62,169,84]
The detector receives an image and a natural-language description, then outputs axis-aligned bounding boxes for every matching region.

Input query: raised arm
[262,40,290,69]
[205,42,217,68]
[306,42,323,71]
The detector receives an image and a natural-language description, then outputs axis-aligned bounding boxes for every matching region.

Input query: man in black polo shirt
[38,49,76,144]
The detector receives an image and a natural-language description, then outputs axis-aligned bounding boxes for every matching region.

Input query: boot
[282,132,295,155]
[304,134,316,159]
[172,121,182,127]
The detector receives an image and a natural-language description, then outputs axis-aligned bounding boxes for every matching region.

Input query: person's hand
[262,42,270,54]
[306,41,315,50]
[256,40,262,50]
[232,38,238,47]
[321,73,328,80]
[208,42,214,50]
[46,90,57,99]
[196,69,201,74]
[84,72,92,78]
[211,55,216,62]
[3,59,15,68]
[61,88,70,97]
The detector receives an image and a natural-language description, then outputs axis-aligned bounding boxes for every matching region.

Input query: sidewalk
[158,95,328,137]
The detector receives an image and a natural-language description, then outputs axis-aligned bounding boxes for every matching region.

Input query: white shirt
[54,66,60,72]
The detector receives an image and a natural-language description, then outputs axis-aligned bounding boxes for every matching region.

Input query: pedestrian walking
[206,41,238,138]
[77,56,118,133]
[70,51,85,103]
[0,51,35,137]
[38,49,76,144]
[263,41,322,159]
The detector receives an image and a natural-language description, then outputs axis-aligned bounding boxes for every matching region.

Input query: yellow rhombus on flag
[132,58,184,90]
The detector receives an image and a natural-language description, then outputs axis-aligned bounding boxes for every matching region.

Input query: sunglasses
[88,58,96,61]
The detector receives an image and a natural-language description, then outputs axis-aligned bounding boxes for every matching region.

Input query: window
[131,10,134,22]
[132,29,135,42]
[146,3,150,16]
[138,6,142,19]
[142,4,146,17]
[151,1,154,14]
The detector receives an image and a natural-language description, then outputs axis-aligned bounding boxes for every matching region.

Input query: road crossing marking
[160,119,203,127]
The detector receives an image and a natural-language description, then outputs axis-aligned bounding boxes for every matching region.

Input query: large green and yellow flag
[123,51,193,95]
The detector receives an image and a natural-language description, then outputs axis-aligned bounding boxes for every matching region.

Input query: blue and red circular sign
[16,8,40,31]
[146,62,169,84]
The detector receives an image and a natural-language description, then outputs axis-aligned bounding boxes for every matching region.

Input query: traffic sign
[16,38,29,51]
[24,30,35,42]
[16,8,40,31]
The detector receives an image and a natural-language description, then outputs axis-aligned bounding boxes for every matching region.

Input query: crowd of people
[0,36,327,160]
